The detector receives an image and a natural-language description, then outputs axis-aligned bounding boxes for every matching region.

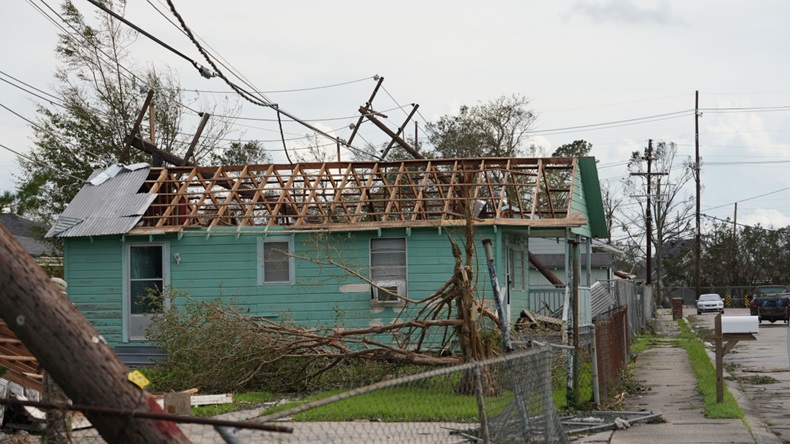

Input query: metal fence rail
[1,348,567,444]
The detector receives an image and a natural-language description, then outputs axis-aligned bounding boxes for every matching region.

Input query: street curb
[688,315,782,444]
[723,373,782,444]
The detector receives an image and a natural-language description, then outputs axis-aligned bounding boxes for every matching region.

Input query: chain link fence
[1,347,567,443]
[592,306,629,402]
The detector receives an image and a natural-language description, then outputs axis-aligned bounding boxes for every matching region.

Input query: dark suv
[750,285,790,323]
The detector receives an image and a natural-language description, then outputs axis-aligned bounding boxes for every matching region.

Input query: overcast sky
[2,0,790,239]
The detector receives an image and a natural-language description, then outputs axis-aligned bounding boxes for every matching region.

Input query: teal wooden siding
[63,237,124,345]
[570,165,592,238]
[64,226,527,349]
[501,231,530,320]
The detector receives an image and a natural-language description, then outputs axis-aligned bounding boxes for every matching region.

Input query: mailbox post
[713,314,757,403]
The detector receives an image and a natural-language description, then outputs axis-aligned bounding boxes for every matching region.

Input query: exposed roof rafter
[129,157,586,234]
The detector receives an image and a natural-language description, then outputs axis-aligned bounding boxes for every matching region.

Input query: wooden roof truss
[132,157,586,233]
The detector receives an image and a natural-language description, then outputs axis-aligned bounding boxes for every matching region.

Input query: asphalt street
[693,308,790,442]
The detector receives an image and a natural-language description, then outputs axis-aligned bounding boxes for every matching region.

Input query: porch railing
[527,286,592,326]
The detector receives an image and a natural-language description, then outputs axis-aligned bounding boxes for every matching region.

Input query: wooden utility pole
[631,140,667,287]
[733,202,738,238]
[149,98,156,145]
[695,90,702,300]
[0,224,190,443]
[656,178,663,304]
[528,252,565,288]
[645,140,653,285]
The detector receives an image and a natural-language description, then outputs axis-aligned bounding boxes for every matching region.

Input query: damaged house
[46,157,607,362]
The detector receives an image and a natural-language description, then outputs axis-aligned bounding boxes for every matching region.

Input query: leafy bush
[146,292,421,393]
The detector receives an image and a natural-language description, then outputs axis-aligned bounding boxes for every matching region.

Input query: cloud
[565,0,681,26]
[704,100,790,160]
[740,208,790,230]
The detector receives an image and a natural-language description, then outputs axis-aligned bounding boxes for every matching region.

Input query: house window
[258,237,293,284]
[125,243,168,341]
[370,238,407,303]
[521,251,526,291]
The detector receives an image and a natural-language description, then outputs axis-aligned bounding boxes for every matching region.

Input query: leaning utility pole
[0,224,191,443]
[695,90,702,300]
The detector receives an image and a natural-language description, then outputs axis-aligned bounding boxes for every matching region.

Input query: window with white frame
[370,238,407,303]
[259,237,293,284]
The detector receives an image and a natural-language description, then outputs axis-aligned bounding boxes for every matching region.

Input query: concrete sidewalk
[575,309,780,444]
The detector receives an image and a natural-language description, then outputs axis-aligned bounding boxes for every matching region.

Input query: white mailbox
[721,316,759,334]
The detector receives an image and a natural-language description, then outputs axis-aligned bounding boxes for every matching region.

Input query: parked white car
[697,293,724,315]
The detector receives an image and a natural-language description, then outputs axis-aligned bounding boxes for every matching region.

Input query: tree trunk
[0,224,190,443]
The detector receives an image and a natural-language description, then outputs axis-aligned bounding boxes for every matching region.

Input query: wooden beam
[0,223,190,443]
[0,355,37,361]
[363,109,422,159]
[529,252,565,288]
[380,104,419,159]
[120,89,154,164]
[132,137,190,167]
[347,76,384,148]
[182,113,211,166]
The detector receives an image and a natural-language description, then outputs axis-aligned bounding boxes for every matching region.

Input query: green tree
[209,140,271,165]
[426,94,537,158]
[551,140,592,158]
[17,0,236,224]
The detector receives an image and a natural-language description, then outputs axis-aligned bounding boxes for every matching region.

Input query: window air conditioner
[372,280,405,303]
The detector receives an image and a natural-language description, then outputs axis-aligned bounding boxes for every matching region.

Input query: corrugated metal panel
[46,165,154,238]
[590,281,615,319]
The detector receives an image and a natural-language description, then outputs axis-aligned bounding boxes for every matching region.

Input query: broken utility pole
[0,224,191,443]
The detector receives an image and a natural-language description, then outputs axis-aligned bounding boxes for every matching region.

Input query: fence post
[590,325,600,406]
[472,364,491,444]
[481,239,530,435]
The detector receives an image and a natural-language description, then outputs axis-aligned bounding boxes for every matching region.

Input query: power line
[0,141,89,184]
[0,101,107,163]
[0,74,65,109]
[163,0,375,159]
[539,93,692,114]
[32,0,230,126]
[148,0,294,108]
[530,110,695,135]
[165,77,376,95]
[83,0,214,78]
[205,104,413,124]
[700,105,790,113]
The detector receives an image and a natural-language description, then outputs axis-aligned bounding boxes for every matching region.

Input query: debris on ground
[561,410,662,435]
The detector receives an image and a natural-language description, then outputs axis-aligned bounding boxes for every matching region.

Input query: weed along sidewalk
[576,308,772,444]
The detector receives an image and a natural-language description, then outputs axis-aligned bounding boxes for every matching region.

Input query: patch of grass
[191,392,277,417]
[630,332,657,355]
[676,318,743,419]
[263,385,500,422]
[552,359,595,411]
